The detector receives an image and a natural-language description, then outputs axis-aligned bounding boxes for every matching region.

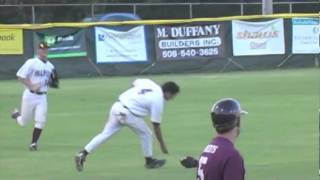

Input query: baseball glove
[180,156,198,168]
[49,69,59,88]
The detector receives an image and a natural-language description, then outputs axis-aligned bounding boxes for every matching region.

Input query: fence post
[32,5,35,23]
[91,3,95,18]
[262,0,273,15]
[289,3,292,13]
[189,4,193,19]
[240,3,244,16]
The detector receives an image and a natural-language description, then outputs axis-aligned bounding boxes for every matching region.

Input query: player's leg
[75,102,123,171]
[126,116,166,169]
[127,117,153,157]
[31,97,48,151]
[83,109,124,153]
[12,91,35,126]
[83,116,122,153]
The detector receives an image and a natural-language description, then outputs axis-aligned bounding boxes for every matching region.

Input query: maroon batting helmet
[211,98,247,133]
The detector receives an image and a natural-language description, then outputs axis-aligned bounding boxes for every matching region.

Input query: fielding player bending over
[75,79,180,171]
[11,42,59,151]
[180,98,247,180]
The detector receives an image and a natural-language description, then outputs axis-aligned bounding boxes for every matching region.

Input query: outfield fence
[0,13,319,79]
[0,1,319,23]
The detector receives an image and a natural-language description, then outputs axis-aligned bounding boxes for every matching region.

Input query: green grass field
[0,68,318,180]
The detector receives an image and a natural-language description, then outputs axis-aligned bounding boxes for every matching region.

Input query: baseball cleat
[75,152,86,172]
[145,158,166,169]
[29,143,38,151]
[11,108,20,120]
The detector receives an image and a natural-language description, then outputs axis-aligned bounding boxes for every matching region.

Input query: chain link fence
[0,1,319,24]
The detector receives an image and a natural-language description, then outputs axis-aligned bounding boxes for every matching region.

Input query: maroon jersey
[196,136,245,180]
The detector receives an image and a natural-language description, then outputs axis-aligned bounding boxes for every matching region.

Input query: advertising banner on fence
[33,29,87,58]
[232,19,285,56]
[95,26,147,63]
[292,18,320,54]
[155,23,225,61]
[0,29,23,54]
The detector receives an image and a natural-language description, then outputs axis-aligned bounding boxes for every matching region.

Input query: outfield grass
[0,68,318,180]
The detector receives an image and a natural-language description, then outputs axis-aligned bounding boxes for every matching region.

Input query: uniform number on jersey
[138,89,153,95]
[197,156,208,180]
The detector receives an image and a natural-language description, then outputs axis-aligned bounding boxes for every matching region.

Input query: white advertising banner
[154,23,226,60]
[95,26,147,63]
[232,19,285,56]
[292,18,320,54]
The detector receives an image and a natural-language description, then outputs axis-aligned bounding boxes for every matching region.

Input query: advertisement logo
[44,34,76,46]
[0,34,15,41]
[0,29,23,54]
[98,34,105,41]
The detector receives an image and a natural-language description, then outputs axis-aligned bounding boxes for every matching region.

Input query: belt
[119,101,143,118]
[30,90,47,95]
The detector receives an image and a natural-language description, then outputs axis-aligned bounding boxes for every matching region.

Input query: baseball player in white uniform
[75,79,180,171]
[11,42,59,151]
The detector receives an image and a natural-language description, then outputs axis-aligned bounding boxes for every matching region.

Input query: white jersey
[16,57,55,92]
[118,79,164,123]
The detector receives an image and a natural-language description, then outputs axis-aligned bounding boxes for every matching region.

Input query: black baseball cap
[38,41,49,49]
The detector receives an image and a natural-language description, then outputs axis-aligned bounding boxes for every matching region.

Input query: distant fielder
[75,79,180,171]
[11,42,59,151]
[180,98,247,180]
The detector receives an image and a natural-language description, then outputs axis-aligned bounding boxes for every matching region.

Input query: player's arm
[17,77,40,91]
[150,98,168,154]
[223,152,245,180]
[152,122,168,154]
[16,60,40,91]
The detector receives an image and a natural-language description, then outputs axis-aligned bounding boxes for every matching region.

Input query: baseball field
[0,68,318,180]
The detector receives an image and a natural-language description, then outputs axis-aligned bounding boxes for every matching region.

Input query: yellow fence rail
[0,13,318,29]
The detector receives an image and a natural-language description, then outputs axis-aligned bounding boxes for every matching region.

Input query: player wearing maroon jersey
[180,98,247,180]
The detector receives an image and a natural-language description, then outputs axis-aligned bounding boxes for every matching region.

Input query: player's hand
[30,83,40,92]
[180,156,198,168]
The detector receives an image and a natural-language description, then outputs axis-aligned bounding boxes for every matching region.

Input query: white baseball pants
[84,102,153,157]
[16,89,48,129]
